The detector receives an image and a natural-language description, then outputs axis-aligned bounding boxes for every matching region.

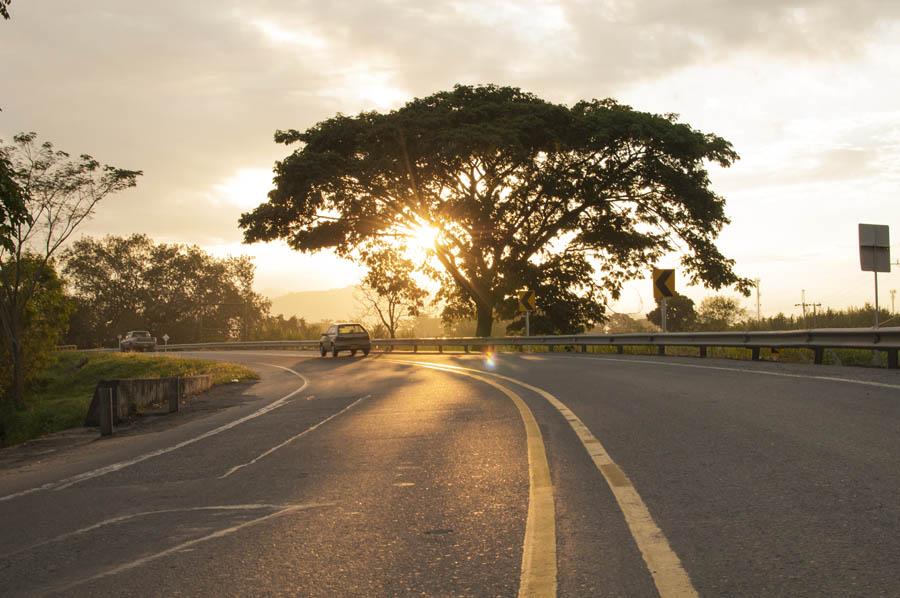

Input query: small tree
[0,133,140,407]
[696,295,746,331]
[646,293,696,331]
[357,248,427,339]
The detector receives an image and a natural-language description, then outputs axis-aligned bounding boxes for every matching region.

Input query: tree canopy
[241,84,750,336]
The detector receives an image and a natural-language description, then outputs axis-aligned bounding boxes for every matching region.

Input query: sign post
[859,224,891,328]
[652,269,676,332]
[162,333,170,352]
[517,290,536,336]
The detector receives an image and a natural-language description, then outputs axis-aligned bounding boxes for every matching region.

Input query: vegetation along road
[0,350,897,597]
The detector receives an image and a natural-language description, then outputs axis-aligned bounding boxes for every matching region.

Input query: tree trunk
[475,302,493,338]
[10,338,26,410]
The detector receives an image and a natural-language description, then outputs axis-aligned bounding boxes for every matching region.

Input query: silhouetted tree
[1,1,11,20]
[0,133,140,408]
[240,85,750,337]
[0,155,28,253]
[646,293,696,331]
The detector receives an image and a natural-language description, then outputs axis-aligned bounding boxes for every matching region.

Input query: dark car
[120,330,157,352]
[320,323,371,357]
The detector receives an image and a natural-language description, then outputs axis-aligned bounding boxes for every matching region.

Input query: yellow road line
[399,361,557,598]
[393,359,698,598]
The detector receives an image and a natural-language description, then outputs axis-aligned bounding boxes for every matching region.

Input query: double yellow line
[392,359,697,598]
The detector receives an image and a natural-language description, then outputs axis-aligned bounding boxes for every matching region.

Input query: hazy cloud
[1,0,899,312]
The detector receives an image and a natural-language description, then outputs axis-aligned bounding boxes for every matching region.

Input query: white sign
[162,334,170,342]
[859,223,891,273]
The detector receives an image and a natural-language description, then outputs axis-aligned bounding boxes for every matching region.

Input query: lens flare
[483,349,496,370]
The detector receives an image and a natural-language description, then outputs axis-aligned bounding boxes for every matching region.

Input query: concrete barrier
[85,375,213,427]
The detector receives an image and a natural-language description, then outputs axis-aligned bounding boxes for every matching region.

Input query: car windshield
[132,331,150,337]
[337,325,366,335]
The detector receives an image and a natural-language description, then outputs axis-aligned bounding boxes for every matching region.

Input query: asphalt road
[0,351,897,597]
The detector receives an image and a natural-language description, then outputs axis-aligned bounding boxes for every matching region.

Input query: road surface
[0,351,897,597]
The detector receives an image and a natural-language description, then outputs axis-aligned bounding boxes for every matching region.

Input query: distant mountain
[268,286,360,322]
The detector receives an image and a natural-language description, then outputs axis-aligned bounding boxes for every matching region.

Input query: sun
[404,223,439,259]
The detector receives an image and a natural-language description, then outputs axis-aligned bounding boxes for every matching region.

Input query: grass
[1,351,258,447]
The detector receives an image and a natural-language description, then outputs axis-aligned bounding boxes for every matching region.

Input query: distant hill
[268,286,360,322]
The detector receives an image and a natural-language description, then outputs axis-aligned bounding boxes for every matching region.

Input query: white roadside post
[162,333,170,352]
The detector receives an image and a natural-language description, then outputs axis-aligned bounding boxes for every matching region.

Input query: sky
[2,0,900,318]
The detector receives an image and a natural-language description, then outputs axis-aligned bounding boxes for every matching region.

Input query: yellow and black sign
[518,290,536,312]
[652,268,675,300]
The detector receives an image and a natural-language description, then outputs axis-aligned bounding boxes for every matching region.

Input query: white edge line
[219,395,370,479]
[0,504,294,559]
[48,502,328,594]
[0,364,309,501]
[554,353,900,391]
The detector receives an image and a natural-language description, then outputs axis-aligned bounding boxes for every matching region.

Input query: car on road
[320,323,371,357]
[119,330,157,352]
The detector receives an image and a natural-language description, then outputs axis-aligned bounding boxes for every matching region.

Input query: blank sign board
[859,223,891,272]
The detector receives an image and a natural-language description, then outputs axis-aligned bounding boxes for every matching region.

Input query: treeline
[633,294,895,333]
[64,235,270,347]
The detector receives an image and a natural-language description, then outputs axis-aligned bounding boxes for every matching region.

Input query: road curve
[0,350,896,597]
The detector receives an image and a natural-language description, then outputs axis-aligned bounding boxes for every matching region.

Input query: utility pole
[891,289,897,315]
[795,289,809,327]
[754,278,761,322]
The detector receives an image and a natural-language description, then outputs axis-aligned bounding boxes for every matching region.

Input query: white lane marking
[392,359,698,598]
[49,502,326,594]
[219,395,370,479]
[537,353,900,391]
[1,504,297,559]
[0,364,309,502]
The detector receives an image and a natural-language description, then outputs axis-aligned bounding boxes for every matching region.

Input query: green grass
[2,352,258,447]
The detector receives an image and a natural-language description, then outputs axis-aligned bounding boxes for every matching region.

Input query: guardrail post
[464,345,469,354]
[657,345,665,356]
[751,347,760,361]
[617,346,624,354]
[887,349,898,369]
[169,377,181,413]
[698,346,707,358]
[517,344,524,352]
[99,386,115,436]
[580,344,587,353]
[438,344,443,354]
[413,345,418,353]
[813,347,824,365]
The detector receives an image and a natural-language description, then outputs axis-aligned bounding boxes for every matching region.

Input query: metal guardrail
[154,327,900,369]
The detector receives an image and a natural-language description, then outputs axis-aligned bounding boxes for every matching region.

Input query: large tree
[241,85,750,337]
[0,133,140,407]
